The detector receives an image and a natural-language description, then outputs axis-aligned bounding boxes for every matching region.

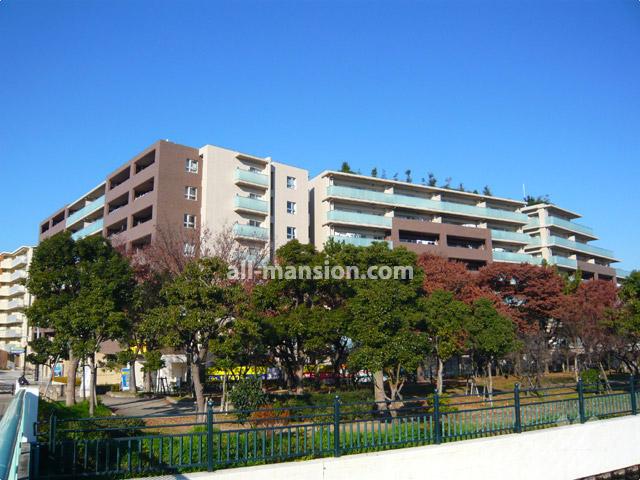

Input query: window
[185,158,198,173]
[286,176,296,189]
[249,219,261,227]
[249,193,261,200]
[249,166,261,173]
[183,214,196,229]
[287,201,296,214]
[183,243,196,257]
[184,186,197,201]
[287,226,297,240]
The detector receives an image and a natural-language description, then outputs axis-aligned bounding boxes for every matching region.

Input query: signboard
[53,363,63,377]
[121,367,131,391]
[9,347,25,354]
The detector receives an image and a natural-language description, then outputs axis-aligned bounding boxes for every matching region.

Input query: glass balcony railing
[492,250,542,265]
[9,271,26,283]
[329,235,392,248]
[549,255,578,269]
[66,196,105,227]
[616,268,631,279]
[546,216,594,237]
[525,217,540,229]
[0,329,22,338]
[490,230,535,244]
[327,185,528,223]
[547,235,615,259]
[234,168,269,187]
[233,223,269,241]
[327,210,392,228]
[71,218,104,241]
[234,195,268,213]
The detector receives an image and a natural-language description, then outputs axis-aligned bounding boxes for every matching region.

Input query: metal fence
[31,377,640,479]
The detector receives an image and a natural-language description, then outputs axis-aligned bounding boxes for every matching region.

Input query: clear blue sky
[0,0,638,270]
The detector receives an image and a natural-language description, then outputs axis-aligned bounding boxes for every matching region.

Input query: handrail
[0,389,26,480]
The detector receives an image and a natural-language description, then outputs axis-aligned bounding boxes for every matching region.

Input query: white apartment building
[0,246,34,369]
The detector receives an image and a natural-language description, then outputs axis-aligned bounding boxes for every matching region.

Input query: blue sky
[0,0,638,270]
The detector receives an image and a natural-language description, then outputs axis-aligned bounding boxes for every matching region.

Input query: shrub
[229,377,267,422]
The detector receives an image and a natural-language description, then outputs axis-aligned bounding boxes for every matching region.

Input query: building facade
[39,140,309,259]
[309,171,628,280]
[0,246,34,368]
[37,141,628,280]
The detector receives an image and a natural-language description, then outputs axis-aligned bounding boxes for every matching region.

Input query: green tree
[347,244,425,406]
[371,167,378,177]
[340,162,353,173]
[466,298,520,399]
[417,290,470,394]
[26,232,134,412]
[427,172,437,187]
[27,335,68,398]
[482,185,492,196]
[150,257,245,413]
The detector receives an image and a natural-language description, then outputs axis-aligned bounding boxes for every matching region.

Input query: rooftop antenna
[522,183,527,199]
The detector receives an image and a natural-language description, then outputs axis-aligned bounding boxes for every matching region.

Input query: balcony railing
[547,235,615,259]
[8,285,25,296]
[616,268,631,279]
[327,210,392,228]
[9,271,26,283]
[329,235,392,248]
[234,195,268,214]
[0,328,22,338]
[546,216,594,237]
[9,256,27,269]
[327,186,528,223]
[490,230,535,244]
[6,299,24,310]
[492,250,542,265]
[2,314,21,324]
[71,219,104,241]
[234,168,269,187]
[549,255,578,269]
[233,224,269,241]
[66,196,105,227]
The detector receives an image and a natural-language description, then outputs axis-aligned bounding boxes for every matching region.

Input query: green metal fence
[32,377,640,479]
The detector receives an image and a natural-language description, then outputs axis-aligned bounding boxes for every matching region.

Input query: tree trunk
[416,364,427,383]
[88,354,97,416]
[130,358,137,395]
[486,360,494,403]
[436,358,444,395]
[66,353,79,406]
[294,365,304,394]
[373,370,387,411]
[191,360,206,415]
[574,354,579,382]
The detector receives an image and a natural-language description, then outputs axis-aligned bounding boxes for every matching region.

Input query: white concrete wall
[166,415,640,480]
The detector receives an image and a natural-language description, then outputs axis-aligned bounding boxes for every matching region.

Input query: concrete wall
[171,415,640,480]
[271,161,309,249]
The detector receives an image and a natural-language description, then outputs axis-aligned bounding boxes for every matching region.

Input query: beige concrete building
[309,171,627,279]
[0,246,34,368]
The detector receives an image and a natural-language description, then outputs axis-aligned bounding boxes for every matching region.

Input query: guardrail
[32,377,639,479]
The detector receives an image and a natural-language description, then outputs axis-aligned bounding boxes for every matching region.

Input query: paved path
[101,395,197,417]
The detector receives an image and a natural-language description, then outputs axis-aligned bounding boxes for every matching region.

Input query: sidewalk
[101,395,197,417]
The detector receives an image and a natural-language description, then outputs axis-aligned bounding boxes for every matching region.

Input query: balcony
[3,314,21,324]
[329,235,392,248]
[71,219,104,241]
[9,271,26,283]
[547,235,616,260]
[492,250,542,265]
[234,168,269,188]
[8,285,25,296]
[327,210,392,228]
[233,223,269,241]
[6,299,24,311]
[0,328,22,338]
[616,268,631,279]
[327,186,528,224]
[9,256,27,269]
[546,216,595,237]
[490,230,534,244]
[549,256,578,269]
[234,195,268,214]
[66,196,105,227]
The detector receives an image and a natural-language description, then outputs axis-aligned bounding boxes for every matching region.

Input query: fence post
[48,413,57,453]
[434,393,442,444]
[206,399,214,471]
[333,395,341,457]
[577,378,586,424]
[630,375,637,415]
[513,383,522,433]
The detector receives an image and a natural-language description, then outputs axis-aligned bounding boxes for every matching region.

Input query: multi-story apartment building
[39,140,309,258]
[0,246,34,368]
[309,171,628,280]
